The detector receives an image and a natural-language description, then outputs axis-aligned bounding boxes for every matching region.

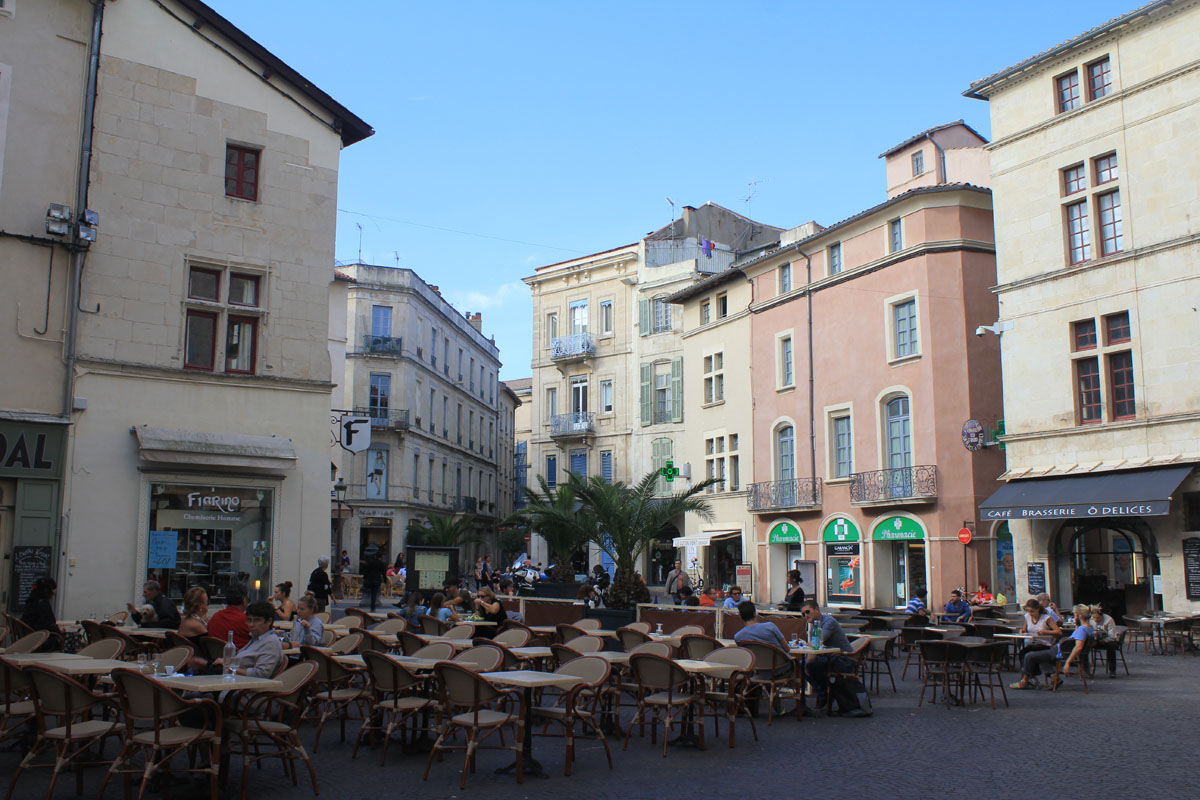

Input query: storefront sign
[983,502,1168,520]
[148,531,178,569]
[961,419,985,451]
[873,516,924,541]
[828,542,860,556]
[821,517,860,542]
[12,545,52,607]
[735,563,753,592]
[0,422,65,479]
[768,522,803,544]
[1027,562,1047,595]
[1184,538,1200,600]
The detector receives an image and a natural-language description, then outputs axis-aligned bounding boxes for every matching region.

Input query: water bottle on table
[223,631,237,680]
[811,622,822,650]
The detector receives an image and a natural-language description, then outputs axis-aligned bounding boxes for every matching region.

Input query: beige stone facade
[968,0,1200,613]
[0,0,370,616]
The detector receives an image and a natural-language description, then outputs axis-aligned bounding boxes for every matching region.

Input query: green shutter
[670,357,683,423]
[640,363,652,427]
[639,299,650,337]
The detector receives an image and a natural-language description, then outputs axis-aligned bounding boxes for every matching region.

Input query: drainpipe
[795,249,817,506]
[927,133,947,184]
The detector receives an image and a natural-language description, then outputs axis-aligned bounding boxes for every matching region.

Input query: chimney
[468,312,483,332]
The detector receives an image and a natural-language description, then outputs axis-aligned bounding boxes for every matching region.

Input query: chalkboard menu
[1027,562,1047,596]
[1184,538,1200,600]
[12,545,52,607]
[405,545,460,595]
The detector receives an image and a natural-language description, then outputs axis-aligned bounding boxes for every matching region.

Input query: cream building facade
[335,264,503,569]
[0,0,371,617]
[968,0,1200,613]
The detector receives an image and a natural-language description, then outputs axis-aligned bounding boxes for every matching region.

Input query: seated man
[217,600,283,679]
[126,580,181,629]
[208,584,251,648]
[904,588,930,618]
[698,587,720,607]
[679,586,700,607]
[800,600,854,709]
[722,585,745,610]
[732,600,787,649]
[942,590,973,623]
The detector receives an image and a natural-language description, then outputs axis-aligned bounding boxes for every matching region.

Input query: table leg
[496,686,549,779]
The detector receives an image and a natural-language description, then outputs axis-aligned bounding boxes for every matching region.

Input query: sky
[206,0,1141,379]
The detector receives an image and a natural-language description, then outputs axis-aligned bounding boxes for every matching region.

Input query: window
[703,352,724,404]
[652,437,673,495]
[1094,153,1118,185]
[443,340,450,375]
[183,263,264,373]
[832,414,852,479]
[1065,200,1090,264]
[413,452,421,498]
[469,358,475,391]
[1104,311,1130,344]
[369,373,391,423]
[429,388,436,432]
[1075,358,1102,424]
[371,305,392,337]
[700,302,711,325]
[600,300,613,335]
[570,375,587,413]
[1062,164,1086,195]
[600,379,613,413]
[570,299,588,334]
[1108,351,1135,419]
[1056,70,1080,113]
[428,458,435,502]
[600,450,613,483]
[704,435,739,493]
[430,328,437,367]
[779,263,792,294]
[779,337,793,387]
[1087,56,1112,101]
[546,387,558,419]
[442,396,448,438]
[776,425,795,482]
[716,294,728,319]
[911,150,924,176]
[1097,191,1123,256]
[640,359,682,425]
[224,145,260,201]
[653,298,672,332]
[889,219,903,253]
[1073,319,1097,351]
[416,319,423,359]
[456,403,462,443]
[546,454,557,489]
[892,298,919,358]
[546,313,559,344]
[828,243,842,275]
[884,396,912,470]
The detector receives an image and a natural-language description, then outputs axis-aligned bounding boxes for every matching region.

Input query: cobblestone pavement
[3,647,1197,800]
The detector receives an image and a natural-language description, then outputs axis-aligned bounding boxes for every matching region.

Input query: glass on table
[136,653,149,674]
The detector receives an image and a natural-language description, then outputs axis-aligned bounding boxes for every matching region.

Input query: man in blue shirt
[943,589,972,622]
[722,585,745,610]
[801,600,853,708]
[905,589,929,618]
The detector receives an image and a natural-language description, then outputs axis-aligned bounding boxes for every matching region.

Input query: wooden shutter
[639,298,650,337]
[640,363,652,427]
[670,357,683,423]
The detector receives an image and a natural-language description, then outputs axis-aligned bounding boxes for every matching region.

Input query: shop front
[871,515,928,610]
[672,529,742,592]
[822,516,862,608]
[768,521,814,602]
[0,419,67,610]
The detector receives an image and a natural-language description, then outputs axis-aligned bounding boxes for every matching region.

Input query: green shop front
[871,515,928,609]
[0,419,67,611]
[822,517,863,607]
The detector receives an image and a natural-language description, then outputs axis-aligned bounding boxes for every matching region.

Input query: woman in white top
[1017,598,1062,672]
[1090,605,1121,677]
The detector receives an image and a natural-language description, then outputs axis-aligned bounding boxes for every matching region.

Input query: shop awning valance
[979,465,1192,521]
[133,425,297,475]
[672,530,740,548]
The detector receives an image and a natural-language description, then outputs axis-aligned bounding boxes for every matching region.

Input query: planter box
[531,581,580,600]
[585,606,635,630]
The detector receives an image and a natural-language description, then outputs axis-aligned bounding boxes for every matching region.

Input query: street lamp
[333,476,348,601]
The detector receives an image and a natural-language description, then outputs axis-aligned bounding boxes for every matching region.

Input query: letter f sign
[340,415,371,453]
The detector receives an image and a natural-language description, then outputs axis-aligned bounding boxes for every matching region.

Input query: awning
[979,465,1192,521]
[672,530,740,548]
[133,425,297,475]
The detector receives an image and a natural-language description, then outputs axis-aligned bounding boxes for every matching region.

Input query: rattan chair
[493,627,531,648]
[917,640,969,707]
[575,618,602,632]
[398,630,427,655]
[966,641,1009,708]
[373,617,407,635]
[102,669,221,800]
[617,626,651,651]
[1122,616,1155,654]
[569,635,604,653]
[344,607,374,627]
[74,639,125,661]
[862,632,898,693]
[412,642,456,661]
[623,653,705,757]
[2,631,48,655]
[424,662,524,789]
[556,623,588,643]
[105,611,129,625]
[354,651,438,764]
[680,633,722,660]
[701,646,758,748]
[301,645,368,750]
[444,623,477,640]
[418,614,450,635]
[453,645,504,672]
[674,625,704,636]
[0,657,35,746]
[626,621,651,634]
[328,631,364,655]
[223,661,320,797]
[530,655,613,775]
[358,629,393,655]
[738,641,802,724]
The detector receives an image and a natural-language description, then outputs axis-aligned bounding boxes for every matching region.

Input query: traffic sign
[958,527,973,545]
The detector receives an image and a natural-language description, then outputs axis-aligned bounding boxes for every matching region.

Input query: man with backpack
[801,600,871,716]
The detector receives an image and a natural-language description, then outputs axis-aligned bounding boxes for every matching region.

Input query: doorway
[888,540,926,608]
[1052,520,1154,617]
[0,479,13,608]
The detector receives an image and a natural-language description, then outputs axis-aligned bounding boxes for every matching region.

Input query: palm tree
[513,474,593,583]
[408,512,481,547]
[574,471,716,610]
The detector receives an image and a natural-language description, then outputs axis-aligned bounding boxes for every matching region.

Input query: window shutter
[639,299,650,337]
[601,451,613,483]
[640,363,652,427]
[671,357,683,423]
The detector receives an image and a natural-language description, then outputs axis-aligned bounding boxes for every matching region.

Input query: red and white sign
[957,527,973,545]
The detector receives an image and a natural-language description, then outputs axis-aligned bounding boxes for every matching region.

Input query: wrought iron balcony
[453,496,478,513]
[358,407,409,430]
[550,411,595,438]
[850,465,938,506]
[360,334,403,356]
[747,478,823,513]
[550,332,596,361]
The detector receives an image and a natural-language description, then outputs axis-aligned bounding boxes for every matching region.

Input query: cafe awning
[132,425,297,475]
[978,465,1192,521]
[672,530,740,548]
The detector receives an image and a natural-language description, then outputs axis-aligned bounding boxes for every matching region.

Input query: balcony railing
[453,496,478,513]
[551,332,596,361]
[653,400,673,425]
[747,478,823,512]
[360,334,403,356]
[850,465,938,505]
[550,411,595,437]
[358,407,409,430]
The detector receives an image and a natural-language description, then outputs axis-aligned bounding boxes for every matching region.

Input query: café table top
[115,627,167,639]
[926,627,963,638]
[588,650,630,664]
[415,636,474,649]
[275,620,350,631]
[993,632,1048,640]
[41,658,134,676]
[159,674,284,692]
[789,646,844,657]
[673,658,737,677]
[336,653,441,671]
[281,646,332,657]
[2,652,91,663]
[479,670,582,690]
[509,646,553,659]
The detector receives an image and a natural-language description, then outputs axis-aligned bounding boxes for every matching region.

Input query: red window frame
[1108,351,1135,420]
[228,273,260,307]
[1072,319,1097,351]
[1065,200,1090,264]
[1062,164,1086,195]
[184,310,218,371]
[225,145,260,201]
[1097,190,1123,256]
[1056,71,1080,113]
[1075,357,1102,424]
[1094,153,1118,185]
[1087,57,1112,101]
[187,267,221,302]
[224,315,258,374]
[1104,311,1131,344]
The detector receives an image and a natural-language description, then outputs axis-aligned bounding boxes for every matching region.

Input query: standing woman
[307,557,332,613]
[21,577,58,633]
[782,569,806,611]
[273,581,297,621]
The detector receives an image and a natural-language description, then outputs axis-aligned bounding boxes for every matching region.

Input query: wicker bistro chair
[418,615,450,636]
[424,662,525,789]
[493,627,531,648]
[916,640,969,708]
[700,646,758,749]
[328,631,364,655]
[0,657,35,746]
[623,653,705,757]
[76,639,125,661]
[344,607,374,626]
[82,622,151,661]
[156,646,195,674]
[862,632,899,694]
[551,643,585,668]
[575,618,602,632]
[1122,616,1155,654]
[899,626,930,680]
[966,641,1009,708]
[315,611,333,624]
[617,626,652,651]
[445,623,477,640]
[680,634,722,660]
[738,641,802,725]
[568,635,604,654]
[106,611,129,625]
[1051,637,1093,693]
[354,651,439,764]
[6,664,123,800]
[453,645,504,672]
[222,661,320,797]
[195,636,228,666]
[530,655,614,776]
[358,629,394,655]
[626,621,651,634]
[373,617,408,636]
[2,631,49,655]
[341,615,364,630]
[0,626,7,648]
[102,669,221,800]
[412,642,457,661]
[397,630,427,655]
[556,623,589,643]
[301,645,369,751]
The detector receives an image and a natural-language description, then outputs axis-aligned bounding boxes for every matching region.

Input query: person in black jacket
[782,569,806,611]
[126,580,181,629]
[22,577,58,633]
[363,551,387,612]
[307,556,332,612]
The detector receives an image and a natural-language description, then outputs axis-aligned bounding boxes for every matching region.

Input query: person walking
[664,559,691,605]
[306,556,332,612]
[363,549,387,613]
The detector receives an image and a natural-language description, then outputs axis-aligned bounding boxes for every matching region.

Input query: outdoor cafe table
[788,646,850,716]
[1,652,90,665]
[38,657,134,676]
[414,635,474,650]
[1135,616,1190,655]
[479,670,583,778]
[509,646,552,665]
[334,653,441,672]
[158,673,283,693]
[926,627,964,639]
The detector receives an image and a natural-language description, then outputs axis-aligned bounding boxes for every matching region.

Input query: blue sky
[206,0,1139,379]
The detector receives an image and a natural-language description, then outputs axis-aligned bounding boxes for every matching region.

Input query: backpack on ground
[830,675,873,717]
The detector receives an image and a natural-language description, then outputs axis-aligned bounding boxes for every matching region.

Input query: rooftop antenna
[744,178,770,218]
[356,223,363,263]
[394,251,400,267]
[665,196,675,223]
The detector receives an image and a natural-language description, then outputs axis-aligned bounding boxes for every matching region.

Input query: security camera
[975,326,987,337]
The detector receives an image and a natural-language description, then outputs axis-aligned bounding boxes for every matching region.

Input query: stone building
[0,0,370,615]
[967,0,1200,614]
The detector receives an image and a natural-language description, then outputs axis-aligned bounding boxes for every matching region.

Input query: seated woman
[178,586,210,672]
[429,592,458,625]
[273,581,297,621]
[1089,605,1120,678]
[473,587,508,637]
[286,594,325,648]
[1016,598,1062,673]
[400,591,427,627]
[1011,604,1092,690]
[969,582,995,606]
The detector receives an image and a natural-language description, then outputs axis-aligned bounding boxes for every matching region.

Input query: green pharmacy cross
[659,461,680,482]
